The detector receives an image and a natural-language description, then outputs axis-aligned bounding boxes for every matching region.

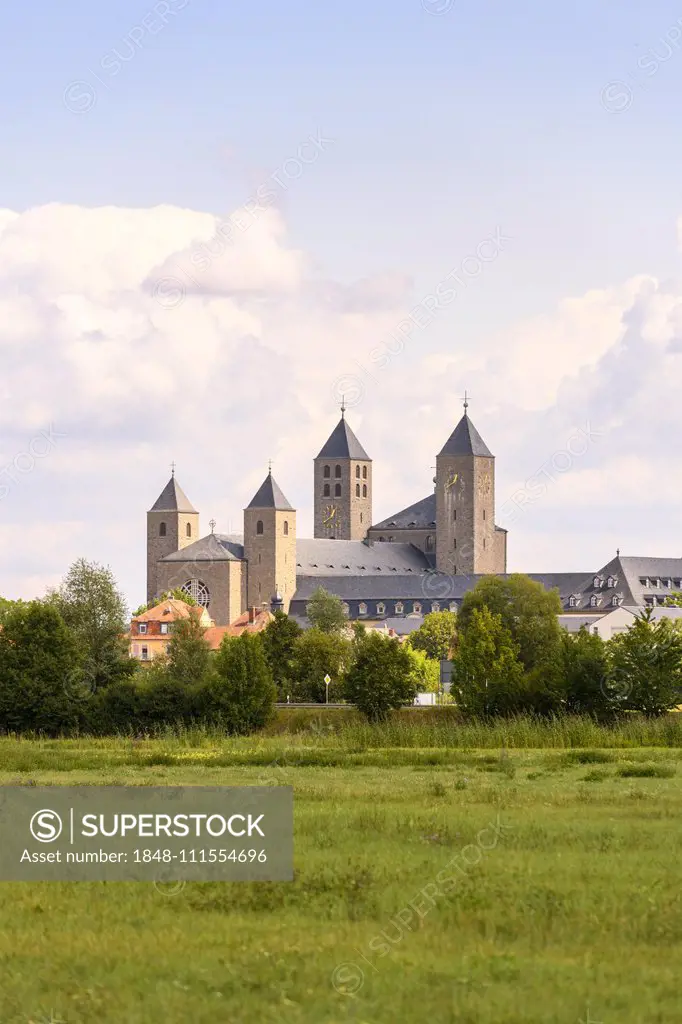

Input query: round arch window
[181,579,210,608]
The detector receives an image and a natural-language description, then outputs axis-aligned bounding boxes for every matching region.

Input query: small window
[449,602,457,612]
[186,522,191,538]
[607,576,615,588]
[283,521,289,536]
[611,595,620,607]
[141,646,149,660]
[377,602,386,616]
[453,510,457,521]
[258,554,261,564]
[568,596,577,608]
[335,484,341,497]
[388,535,394,542]
[138,623,148,634]
[356,466,361,478]
[160,623,169,635]
[425,535,434,551]
[363,466,367,479]
[362,485,367,497]
[323,465,330,478]
[359,602,367,615]
[431,602,440,612]
[341,602,350,615]
[356,483,360,497]
[256,520,264,535]
[360,513,363,523]
[395,601,404,614]
[413,602,422,614]
[159,522,167,537]
[453,538,457,549]
[323,484,330,497]
[593,577,602,589]
[590,595,598,607]
[335,465,342,478]
[483,510,486,520]
[483,538,486,549]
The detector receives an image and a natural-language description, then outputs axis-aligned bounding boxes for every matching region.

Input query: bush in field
[608,609,682,716]
[0,602,84,735]
[561,627,613,719]
[289,629,350,702]
[344,632,417,722]
[261,611,303,698]
[201,633,276,733]
[407,611,457,661]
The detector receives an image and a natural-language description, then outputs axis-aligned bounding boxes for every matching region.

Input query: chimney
[248,607,257,624]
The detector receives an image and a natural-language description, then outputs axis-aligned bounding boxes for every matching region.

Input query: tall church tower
[243,469,296,613]
[147,471,200,603]
[435,399,506,576]
[314,404,372,539]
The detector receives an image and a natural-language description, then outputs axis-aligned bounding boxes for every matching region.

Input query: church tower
[435,398,506,576]
[314,404,372,539]
[147,470,200,603]
[243,469,296,613]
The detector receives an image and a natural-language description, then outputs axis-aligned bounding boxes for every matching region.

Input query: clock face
[445,471,465,496]
[480,474,492,495]
[323,504,338,525]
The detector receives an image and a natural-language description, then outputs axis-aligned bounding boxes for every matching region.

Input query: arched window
[341,602,350,616]
[356,483,360,497]
[159,522,167,537]
[181,579,210,608]
[323,484,330,497]
[362,484,367,497]
[363,466,367,479]
[283,521,289,536]
[431,602,440,612]
[395,601,404,614]
[359,602,367,615]
[377,602,386,616]
[256,520,264,535]
[425,535,434,550]
[335,465,342,478]
[186,523,192,538]
[413,602,422,614]
[335,484,341,497]
[356,466,361,478]
[323,465,330,478]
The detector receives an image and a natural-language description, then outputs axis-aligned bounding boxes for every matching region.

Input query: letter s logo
[30,809,63,843]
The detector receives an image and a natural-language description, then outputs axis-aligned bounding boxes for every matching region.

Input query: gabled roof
[370,493,436,531]
[149,476,197,513]
[316,415,370,460]
[161,534,245,562]
[246,472,294,510]
[132,598,208,623]
[438,413,493,458]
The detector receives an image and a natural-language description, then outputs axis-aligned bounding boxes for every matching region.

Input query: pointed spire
[317,413,370,460]
[246,470,294,510]
[149,475,197,513]
[438,408,493,458]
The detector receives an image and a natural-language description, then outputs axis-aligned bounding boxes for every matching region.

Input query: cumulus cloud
[1,200,681,603]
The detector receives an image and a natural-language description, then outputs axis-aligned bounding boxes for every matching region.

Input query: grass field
[1,718,682,1023]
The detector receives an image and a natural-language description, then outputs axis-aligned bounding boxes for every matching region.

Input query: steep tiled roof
[438,413,493,458]
[316,416,370,460]
[149,476,197,513]
[246,472,294,510]
[370,493,436,531]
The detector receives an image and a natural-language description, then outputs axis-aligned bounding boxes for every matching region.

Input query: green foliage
[165,613,212,687]
[452,606,526,716]
[289,629,350,702]
[561,627,612,718]
[204,633,277,733]
[46,558,134,691]
[305,587,348,634]
[132,589,198,617]
[261,612,303,697]
[407,610,457,661]
[0,601,84,735]
[344,632,417,721]
[608,609,682,716]
[404,645,440,693]
[663,591,682,607]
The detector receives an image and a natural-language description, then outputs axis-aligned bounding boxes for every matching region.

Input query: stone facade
[313,457,371,540]
[155,555,244,628]
[435,455,505,575]
[243,506,296,613]
[146,508,199,604]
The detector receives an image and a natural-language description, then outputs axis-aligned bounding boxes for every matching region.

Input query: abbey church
[146,403,507,626]
[146,404,682,626]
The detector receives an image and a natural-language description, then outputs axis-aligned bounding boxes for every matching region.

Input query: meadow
[1,713,681,1023]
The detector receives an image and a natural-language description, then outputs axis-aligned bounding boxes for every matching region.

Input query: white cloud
[1,200,682,605]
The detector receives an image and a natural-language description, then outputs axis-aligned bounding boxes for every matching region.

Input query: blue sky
[2,0,682,604]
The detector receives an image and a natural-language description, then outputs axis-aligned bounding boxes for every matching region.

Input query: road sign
[324,674,331,684]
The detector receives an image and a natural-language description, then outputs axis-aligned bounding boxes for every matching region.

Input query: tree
[607,609,682,716]
[344,632,417,721]
[132,589,198,617]
[407,610,457,661]
[663,592,682,608]
[204,633,276,732]
[0,602,84,734]
[290,629,351,702]
[305,587,348,634]
[561,627,613,718]
[457,574,564,712]
[46,558,134,691]
[451,606,525,717]
[165,612,212,687]
[261,612,303,697]
[405,645,441,693]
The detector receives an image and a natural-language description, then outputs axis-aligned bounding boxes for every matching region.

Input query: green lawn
[1,731,681,1023]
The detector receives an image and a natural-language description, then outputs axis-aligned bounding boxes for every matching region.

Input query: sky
[2,0,682,608]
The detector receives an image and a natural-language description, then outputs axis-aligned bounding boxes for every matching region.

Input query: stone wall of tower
[436,455,501,575]
[314,458,371,539]
[155,558,244,627]
[146,509,199,603]
[244,507,297,612]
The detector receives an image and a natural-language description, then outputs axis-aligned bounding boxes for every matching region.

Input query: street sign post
[324,673,331,704]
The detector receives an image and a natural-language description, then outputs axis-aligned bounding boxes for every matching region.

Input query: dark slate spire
[316,414,371,460]
[438,399,493,458]
[149,475,197,513]
[246,469,294,510]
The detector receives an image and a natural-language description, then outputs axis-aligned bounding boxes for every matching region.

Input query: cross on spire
[209,518,216,534]
[267,459,273,475]
[463,390,469,412]
[170,460,176,477]
[340,395,346,418]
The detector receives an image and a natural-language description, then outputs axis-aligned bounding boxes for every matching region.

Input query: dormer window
[449,602,457,612]
[593,577,602,589]
[607,576,615,588]
[431,602,440,612]
[413,602,422,614]
[359,602,367,615]
[395,601,404,614]
[341,603,350,615]
[376,602,386,616]
[568,596,578,608]
[138,623,148,634]
[611,595,621,607]
[590,595,598,607]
